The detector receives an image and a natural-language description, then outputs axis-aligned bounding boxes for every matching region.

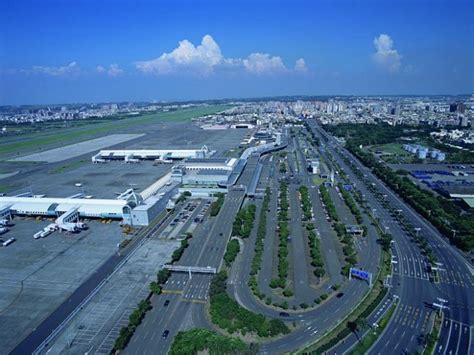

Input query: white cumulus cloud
[373,34,402,73]
[294,58,308,72]
[107,64,123,77]
[97,64,124,77]
[243,53,286,74]
[135,35,223,76]
[135,34,306,76]
[30,62,80,77]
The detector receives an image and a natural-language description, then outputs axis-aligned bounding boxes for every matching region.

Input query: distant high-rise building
[459,115,469,127]
[449,103,458,112]
[457,102,466,113]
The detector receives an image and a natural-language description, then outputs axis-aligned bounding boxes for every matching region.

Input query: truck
[75,222,88,230]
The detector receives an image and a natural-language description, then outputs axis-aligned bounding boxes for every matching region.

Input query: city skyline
[1,0,473,104]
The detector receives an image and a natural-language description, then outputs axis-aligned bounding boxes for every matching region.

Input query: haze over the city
[1,0,473,105]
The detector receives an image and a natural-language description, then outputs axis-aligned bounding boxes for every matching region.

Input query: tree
[149,281,162,294]
[355,317,369,332]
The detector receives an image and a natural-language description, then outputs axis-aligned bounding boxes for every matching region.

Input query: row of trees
[337,183,363,225]
[112,299,152,351]
[319,185,358,276]
[348,142,474,251]
[306,223,326,278]
[169,328,254,355]
[209,271,290,337]
[319,185,339,222]
[299,185,326,279]
[270,181,290,290]
[112,234,191,351]
[171,234,192,263]
[223,239,240,267]
[232,204,257,238]
[299,185,313,221]
[209,192,225,217]
[248,188,271,299]
[303,121,321,147]
[338,148,438,266]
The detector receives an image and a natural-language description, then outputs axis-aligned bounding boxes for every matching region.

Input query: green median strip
[298,249,391,354]
[423,312,443,355]
[347,300,398,355]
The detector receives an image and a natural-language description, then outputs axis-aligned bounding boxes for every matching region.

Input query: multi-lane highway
[308,121,473,354]
[104,123,472,355]
[123,154,265,354]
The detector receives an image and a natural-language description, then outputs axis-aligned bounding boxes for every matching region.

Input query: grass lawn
[48,159,89,174]
[370,143,406,155]
[0,183,18,193]
[0,105,232,159]
[312,175,327,186]
[368,143,418,164]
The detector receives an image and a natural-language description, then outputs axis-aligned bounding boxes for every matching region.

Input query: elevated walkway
[163,265,217,274]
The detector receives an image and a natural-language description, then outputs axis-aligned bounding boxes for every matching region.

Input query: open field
[370,142,407,155]
[0,105,232,160]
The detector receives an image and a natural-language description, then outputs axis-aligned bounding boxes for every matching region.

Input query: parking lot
[0,218,124,353]
[0,121,249,353]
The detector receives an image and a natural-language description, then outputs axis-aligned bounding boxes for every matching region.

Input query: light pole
[415,227,421,237]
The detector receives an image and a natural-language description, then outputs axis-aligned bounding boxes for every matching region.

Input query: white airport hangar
[0,180,179,227]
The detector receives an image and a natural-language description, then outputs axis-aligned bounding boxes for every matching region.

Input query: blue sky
[0,0,473,105]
